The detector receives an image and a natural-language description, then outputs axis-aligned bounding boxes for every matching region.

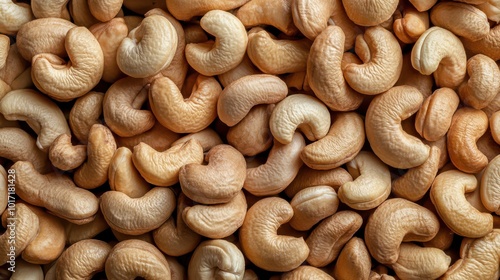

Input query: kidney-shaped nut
[48,134,86,171]
[185,10,247,76]
[0,89,71,151]
[240,197,309,272]
[333,237,371,280]
[166,0,250,21]
[393,6,429,44]
[117,14,177,78]
[282,266,334,280]
[0,0,33,35]
[481,155,500,215]
[343,26,402,95]
[342,0,398,26]
[0,127,50,173]
[188,239,245,280]
[100,187,176,235]
[411,26,467,89]
[150,75,221,133]
[392,243,451,280]
[365,85,430,169]
[55,239,111,280]
[108,147,150,199]
[289,186,339,231]
[431,170,493,238]
[365,198,440,265]
[237,0,297,36]
[69,91,104,144]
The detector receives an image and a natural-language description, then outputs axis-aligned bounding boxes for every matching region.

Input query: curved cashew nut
[431,170,493,238]
[150,75,221,133]
[69,91,104,144]
[116,121,180,152]
[88,0,123,22]
[218,54,261,88]
[282,266,334,279]
[166,0,249,20]
[0,167,6,214]
[188,239,245,280]
[395,52,434,98]
[171,128,223,152]
[31,0,70,20]
[0,34,9,70]
[0,89,71,151]
[69,0,99,27]
[289,186,339,231]
[392,243,451,280]
[285,166,353,198]
[411,26,467,89]
[333,237,371,280]
[236,0,297,36]
[342,0,398,26]
[0,0,33,35]
[393,6,430,44]
[55,239,111,280]
[109,147,150,199]
[364,198,440,264]
[481,155,500,215]
[48,134,86,171]
[186,10,247,76]
[64,210,109,245]
[0,127,50,173]
[117,14,178,78]
[240,197,309,272]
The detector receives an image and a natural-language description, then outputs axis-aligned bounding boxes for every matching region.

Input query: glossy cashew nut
[55,239,111,280]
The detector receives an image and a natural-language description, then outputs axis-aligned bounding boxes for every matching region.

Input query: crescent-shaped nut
[236,0,297,36]
[0,34,9,70]
[240,197,309,272]
[185,10,247,76]
[289,186,339,231]
[364,198,440,265]
[342,0,398,26]
[55,239,111,280]
[285,166,353,198]
[333,237,371,280]
[343,26,402,95]
[88,0,122,22]
[431,170,493,238]
[108,147,150,199]
[393,6,430,44]
[392,243,451,280]
[395,52,434,98]
[481,155,500,215]
[149,75,221,133]
[282,266,334,279]
[0,89,71,151]
[100,187,176,235]
[31,0,70,20]
[69,0,99,28]
[217,74,287,127]
[132,139,204,187]
[365,85,430,169]
[166,0,250,21]
[117,14,178,78]
[462,24,500,61]
[411,26,467,89]
[0,127,50,173]
[0,1,33,35]
[69,91,103,144]
[48,134,87,171]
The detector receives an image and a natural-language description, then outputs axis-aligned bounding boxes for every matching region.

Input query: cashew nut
[393,6,429,44]
[88,0,123,22]
[48,134,86,171]
[166,0,250,21]
[285,166,353,198]
[392,243,451,280]
[333,237,371,280]
[171,128,223,152]
[30,0,70,20]
[343,0,399,26]
[0,0,34,35]
[289,185,339,231]
[481,155,500,215]
[282,266,334,279]
[116,121,180,152]
[0,127,50,173]
[236,0,298,36]
[69,91,104,144]
[108,147,150,199]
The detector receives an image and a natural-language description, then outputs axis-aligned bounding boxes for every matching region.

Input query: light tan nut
[393,6,429,44]
[338,151,391,210]
[0,89,71,151]
[88,0,122,22]
[306,210,363,267]
[333,237,371,280]
[0,43,35,90]
[0,127,50,173]
[183,23,209,45]
[282,266,334,279]
[236,0,297,36]
[289,185,339,231]
[0,0,33,35]
[55,239,111,280]
[422,198,455,251]
[246,29,311,75]
[244,132,305,196]
[64,210,109,245]
[240,197,309,272]
[171,128,223,152]
[100,187,176,235]
[481,155,500,215]
[307,26,363,111]
[150,75,221,133]
[116,121,180,152]
[117,14,178,78]
[431,170,493,238]
[462,24,500,61]
[343,26,402,95]
[132,139,203,187]
[109,147,150,199]
[10,259,43,280]
[165,256,185,280]
[477,0,500,22]
[447,107,489,173]
[48,134,86,171]
[69,91,104,144]
[392,243,451,280]
[188,239,245,280]
[183,190,247,239]
[218,54,261,88]
[342,0,398,26]
[395,52,433,98]
[185,10,247,76]
[31,0,70,20]
[458,54,500,109]
[218,74,287,127]
[411,26,467,89]
[69,0,99,27]
[301,112,364,170]
[365,85,430,169]
[285,166,353,197]
[0,35,9,70]
[365,198,440,264]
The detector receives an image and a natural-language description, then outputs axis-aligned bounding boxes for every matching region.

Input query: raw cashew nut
[365,85,430,169]
[342,0,398,26]
[236,0,297,36]
[109,147,150,198]
[185,10,247,76]
[0,89,71,151]
[188,239,245,280]
[478,0,500,22]
[282,266,334,279]
[409,0,437,12]
[481,155,500,214]
[55,239,111,280]
[431,170,493,238]
[333,237,371,280]
[395,52,434,98]
[289,186,339,231]
[171,128,223,152]
[0,0,34,35]
[392,243,451,280]
[116,121,180,152]
[88,0,123,22]
[0,35,8,71]
[393,6,430,44]
[69,91,104,144]
[166,0,250,21]
[0,127,50,173]
[218,54,261,88]
[48,134,86,171]
[31,0,70,20]
[69,0,99,27]
[240,197,310,272]
[285,166,353,198]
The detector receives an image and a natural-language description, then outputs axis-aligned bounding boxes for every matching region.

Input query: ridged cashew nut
[218,54,261,88]
[69,0,99,28]
[481,155,500,215]
[69,91,104,144]
[289,185,339,231]
[392,243,451,280]
[48,134,86,171]
[409,0,437,12]
[333,237,371,280]
[55,239,111,280]
[0,127,50,173]
[342,0,398,26]
[108,147,150,199]
[396,52,434,97]
[0,0,33,35]
[285,166,353,198]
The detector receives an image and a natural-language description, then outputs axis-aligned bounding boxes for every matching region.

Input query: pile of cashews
[0,0,500,279]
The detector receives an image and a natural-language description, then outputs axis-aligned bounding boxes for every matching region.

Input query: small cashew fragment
[481,155,500,214]
[117,14,178,78]
[217,74,287,127]
[285,166,353,197]
[48,134,86,171]
[365,198,440,265]
[132,139,204,187]
[150,75,221,133]
[333,237,371,280]
[0,0,33,35]
[166,0,250,20]
[0,127,50,173]
[392,243,451,280]
[366,85,430,169]
[393,6,429,44]
[342,0,398,26]
[55,239,111,280]
[185,10,247,76]
[236,0,297,36]
[282,266,334,279]
[88,0,123,22]
[69,91,104,144]
[411,26,467,89]
[343,26,403,95]
[447,107,489,174]
[289,186,339,231]
[240,197,309,272]
[100,187,176,235]
[0,89,71,151]
[188,239,245,280]
[31,0,70,20]
[431,170,493,238]
[109,147,150,198]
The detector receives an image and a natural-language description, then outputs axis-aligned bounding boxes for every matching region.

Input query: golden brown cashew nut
[333,237,371,280]
[365,198,440,265]
[48,134,86,171]
[240,197,309,272]
[393,6,429,44]
[0,89,71,151]
[411,27,467,89]
[69,91,104,144]
[285,166,353,197]
[117,14,178,78]
[392,243,451,280]
[100,187,176,235]
[0,127,50,173]
[109,147,150,198]
[307,26,363,111]
[342,0,398,26]
[69,0,99,27]
[55,239,112,280]
[282,266,334,279]
[186,10,247,76]
[88,0,123,22]
[217,74,287,127]
[431,170,493,238]
[343,26,403,95]
[132,139,204,187]
[481,155,500,215]
[0,0,33,35]
[289,185,339,231]
[150,75,221,133]
[366,85,430,169]
[236,0,297,36]
[31,0,70,20]
[188,239,245,280]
